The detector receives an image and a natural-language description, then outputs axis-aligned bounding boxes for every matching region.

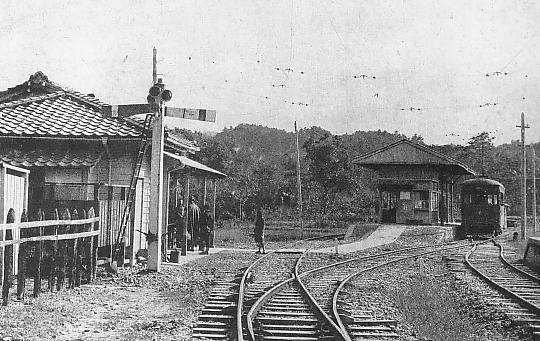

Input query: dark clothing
[254,216,265,246]
[199,210,214,252]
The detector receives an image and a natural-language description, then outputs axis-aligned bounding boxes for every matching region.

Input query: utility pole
[295,121,304,238]
[148,48,172,270]
[152,47,157,85]
[516,113,529,240]
[148,48,163,271]
[532,145,537,233]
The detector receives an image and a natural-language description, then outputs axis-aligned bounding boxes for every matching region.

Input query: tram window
[487,195,498,205]
[414,191,429,209]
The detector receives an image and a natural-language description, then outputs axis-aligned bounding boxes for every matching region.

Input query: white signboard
[165,107,216,122]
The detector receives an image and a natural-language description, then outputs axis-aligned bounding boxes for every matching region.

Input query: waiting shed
[353,139,475,225]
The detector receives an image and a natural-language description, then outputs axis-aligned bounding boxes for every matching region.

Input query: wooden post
[532,145,537,233]
[211,180,216,248]
[148,112,164,271]
[203,177,207,205]
[43,209,57,292]
[57,208,71,291]
[34,209,44,297]
[294,121,304,238]
[70,209,79,288]
[88,207,97,282]
[517,113,529,239]
[163,170,171,257]
[16,209,28,300]
[0,167,5,295]
[181,176,190,256]
[2,208,15,306]
[107,186,113,262]
[449,181,454,223]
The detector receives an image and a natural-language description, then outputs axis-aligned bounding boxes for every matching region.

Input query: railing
[0,207,99,306]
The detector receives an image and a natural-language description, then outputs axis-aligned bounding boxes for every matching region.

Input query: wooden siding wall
[85,141,151,258]
[44,168,86,184]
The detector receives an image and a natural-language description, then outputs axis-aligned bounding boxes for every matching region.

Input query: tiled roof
[0,146,103,167]
[0,71,199,152]
[0,92,141,137]
[353,139,476,175]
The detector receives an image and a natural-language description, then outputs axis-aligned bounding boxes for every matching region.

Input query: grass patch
[393,273,486,341]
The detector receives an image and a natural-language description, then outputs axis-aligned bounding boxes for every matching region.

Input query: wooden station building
[0,71,225,265]
[354,139,475,225]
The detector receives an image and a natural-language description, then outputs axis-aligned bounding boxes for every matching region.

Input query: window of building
[381,191,390,209]
[432,192,439,210]
[414,191,429,209]
[400,191,411,200]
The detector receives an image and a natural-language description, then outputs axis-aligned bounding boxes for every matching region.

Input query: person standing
[199,204,213,254]
[254,210,266,254]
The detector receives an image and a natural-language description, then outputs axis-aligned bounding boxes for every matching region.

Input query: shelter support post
[203,177,207,205]
[212,180,217,248]
[181,175,190,256]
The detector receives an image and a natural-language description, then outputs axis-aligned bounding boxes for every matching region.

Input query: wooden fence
[0,206,99,306]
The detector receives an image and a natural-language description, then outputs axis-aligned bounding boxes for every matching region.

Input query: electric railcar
[460,177,506,238]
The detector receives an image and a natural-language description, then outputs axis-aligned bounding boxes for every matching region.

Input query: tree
[303,132,353,215]
[466,132,495,175]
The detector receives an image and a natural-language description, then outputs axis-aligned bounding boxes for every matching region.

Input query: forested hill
[172,124,535,219]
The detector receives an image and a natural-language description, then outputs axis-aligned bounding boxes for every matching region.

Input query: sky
[1,0,539,145]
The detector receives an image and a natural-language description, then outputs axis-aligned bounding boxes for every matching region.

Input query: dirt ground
[0,252,255,341]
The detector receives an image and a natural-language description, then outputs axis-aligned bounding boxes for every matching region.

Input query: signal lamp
[149,85,161,97]
[161,89,172,102]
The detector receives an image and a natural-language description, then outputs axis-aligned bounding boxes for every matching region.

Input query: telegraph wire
[500,24,540,72]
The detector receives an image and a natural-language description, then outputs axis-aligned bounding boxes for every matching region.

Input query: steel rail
[331,242,473,338]
[294,248,351,341]
[236,233,345,341]
[300,240,461,278]
[465,240,540,316]
[245,277,296,340]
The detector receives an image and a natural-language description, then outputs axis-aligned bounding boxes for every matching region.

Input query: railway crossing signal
[147,78,172,112]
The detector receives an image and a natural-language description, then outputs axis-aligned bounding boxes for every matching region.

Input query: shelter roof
[0,72,197,152]
[164,151,226,179]
[353,139,475,176]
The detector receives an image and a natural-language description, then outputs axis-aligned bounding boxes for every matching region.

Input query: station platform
[316,224,406,254]
[524,237,540,268]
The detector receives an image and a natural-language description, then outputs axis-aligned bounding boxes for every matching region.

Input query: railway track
[192,234,345,340]
[239,234,348,341]
[465,240,540,339]
[195,236,507,340]
[297,242,471,340]
[244,241,471,340]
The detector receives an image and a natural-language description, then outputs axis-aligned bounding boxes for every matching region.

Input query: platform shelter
[353,139,475,225]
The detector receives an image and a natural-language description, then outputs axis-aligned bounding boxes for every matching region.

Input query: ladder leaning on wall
[110,113,154,272]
